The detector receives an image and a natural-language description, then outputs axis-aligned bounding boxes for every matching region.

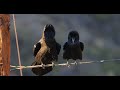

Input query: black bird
[31,24,61,76]
[63,31,84,66]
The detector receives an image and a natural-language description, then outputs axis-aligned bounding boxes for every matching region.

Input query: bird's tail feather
[31,60,53,76]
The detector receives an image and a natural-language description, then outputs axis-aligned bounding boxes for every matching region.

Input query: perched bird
[63,31,84,66]
[31,24,61,76]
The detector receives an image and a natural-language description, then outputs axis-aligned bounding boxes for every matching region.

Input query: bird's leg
[41,61,45,69]
[74,60,77,65]
[51,61,55,68]
[66,60,70,68]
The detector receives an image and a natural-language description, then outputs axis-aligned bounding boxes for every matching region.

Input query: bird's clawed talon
[52,62,55,68]
[41,63,45,69]
[74,61,77,65]
[66,61,70,68]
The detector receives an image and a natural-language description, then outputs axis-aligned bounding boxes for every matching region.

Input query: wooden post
[0,14,10,76]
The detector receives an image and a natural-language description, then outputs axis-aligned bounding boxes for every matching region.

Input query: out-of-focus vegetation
[10,14,120,76]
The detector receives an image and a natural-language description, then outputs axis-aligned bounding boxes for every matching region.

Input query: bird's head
[42,24,55,41]
[68,31,79,45]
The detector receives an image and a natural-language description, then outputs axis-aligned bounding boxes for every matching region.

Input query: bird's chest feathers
[70,43,82,52]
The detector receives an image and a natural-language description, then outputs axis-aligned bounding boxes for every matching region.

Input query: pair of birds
[31,24,84,76]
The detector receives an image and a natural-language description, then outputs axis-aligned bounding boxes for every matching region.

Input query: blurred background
[9,14,120,76]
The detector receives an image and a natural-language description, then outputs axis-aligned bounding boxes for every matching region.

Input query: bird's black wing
[33,42,41,57]
[56,42,61,55]
[80,42,84,51]
[63,42,68,50]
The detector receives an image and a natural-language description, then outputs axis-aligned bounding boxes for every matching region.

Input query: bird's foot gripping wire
[51,62,55,68]
[41,62,45,69]
[74,61,77,65]
[66,61,70,68]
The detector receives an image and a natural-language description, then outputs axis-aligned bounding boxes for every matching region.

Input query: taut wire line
[10,59,120,71]
[12,14,23,76]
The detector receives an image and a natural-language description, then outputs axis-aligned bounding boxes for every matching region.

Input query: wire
[10,59,120,70]
[12,14,23,76]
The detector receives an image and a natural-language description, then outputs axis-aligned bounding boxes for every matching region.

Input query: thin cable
[10,59,120,70]
[12,14,23,76]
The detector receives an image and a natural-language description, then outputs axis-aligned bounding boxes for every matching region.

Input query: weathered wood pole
[0,14,10,76]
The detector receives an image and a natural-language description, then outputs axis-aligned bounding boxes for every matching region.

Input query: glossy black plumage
[63,31,84,62]
[31,24,61,76]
